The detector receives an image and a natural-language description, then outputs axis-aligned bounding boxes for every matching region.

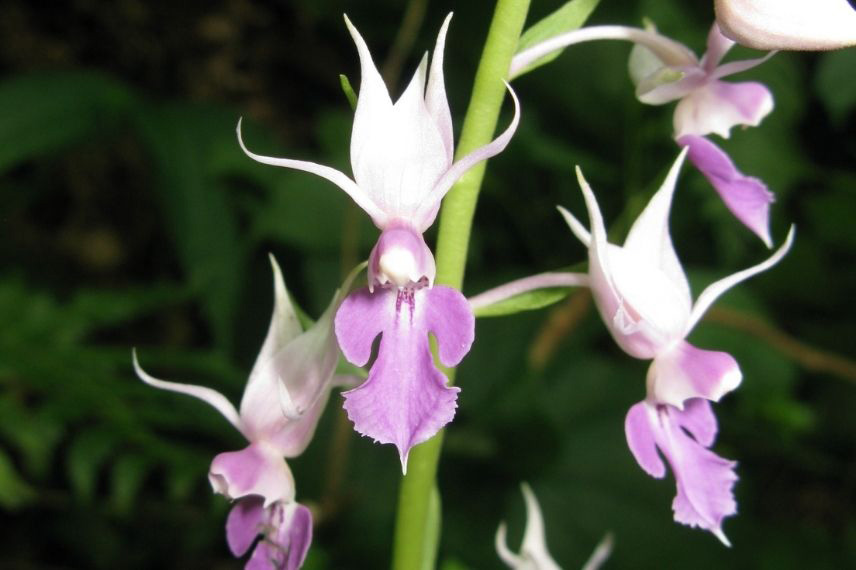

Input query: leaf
[110,454,151,514]
[472,265,587,318]
[67,429,119,502]
[132,103,247,350]
[514,0,602,77]
[474,286,574,318]
[340,74,358,110]
[0,450,35,509]
[0,71,137,173]
[814,48,856,125]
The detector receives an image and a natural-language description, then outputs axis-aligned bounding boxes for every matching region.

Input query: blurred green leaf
[67,429,119,502]
[110,454,151,514]
[0,71,137,173]
[132,103,247,350]
[815,49,856,125]
[514,0,602,77]
[0,449,35,509]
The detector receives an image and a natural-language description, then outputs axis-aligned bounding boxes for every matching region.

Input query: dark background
[0,0,854,568]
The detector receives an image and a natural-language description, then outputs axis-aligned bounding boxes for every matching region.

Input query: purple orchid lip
[626,399,737,545]
[335,284,474,472]
[227,497,313,570]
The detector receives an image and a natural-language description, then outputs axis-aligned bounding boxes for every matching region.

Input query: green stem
[391,1,530,568]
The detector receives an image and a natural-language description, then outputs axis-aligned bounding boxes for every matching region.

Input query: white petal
[686,225,795,333]
[495,522,524,568]
[557,204,590,247]
[236,119,386,225]
[426,13,455,162]
[510,25,697,79]
[133,350,242,433]
[347,16,450,226]
[715,0,856,50]
[623,148,691,305]
[519,483,561,570]
[412,82,521,230]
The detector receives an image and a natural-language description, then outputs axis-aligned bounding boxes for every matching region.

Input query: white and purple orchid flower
[715,0,856,50]
[237,14,519,472]
[134,256,352,569]
[496,484,613,570]
[559,149,794,542]
[510,22,776,247]
[628,22,776,247]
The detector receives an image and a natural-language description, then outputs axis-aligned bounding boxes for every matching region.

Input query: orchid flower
[134,256,354,569]
[560,149,794,541]
[496,484,613,570]
[509,23,776,246]
[561,149,793,408]
[238,14,520,471]
[715,0,856,50]
[629,22,776,246]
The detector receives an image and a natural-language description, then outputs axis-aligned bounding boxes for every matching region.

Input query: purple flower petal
[335,285,474,471]
[679,134,775,246]
[209,443,295,507]
[240,502,313,570]
[648,341,742,409]
[226,497,265,557]
[625,399,737,544]
[673,80,773,139]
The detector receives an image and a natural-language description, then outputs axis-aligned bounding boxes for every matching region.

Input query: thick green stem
[391,1,530,568]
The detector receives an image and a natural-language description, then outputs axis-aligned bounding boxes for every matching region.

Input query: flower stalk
[391,0,530,568]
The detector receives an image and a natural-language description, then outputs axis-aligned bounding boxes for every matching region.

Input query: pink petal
[208,443,295,507]
[715,0,856,50]
[673,80,773,139]
[367,223,436,290]
[701,23,736,72]
[241,502,313,570]
[239,260,342,456]
[625,401,667,478]
[283,504,313,570]
[648,341,742,409]
[625,400,737,544]
[334,286,473,472]
[226,497,265,557]
[678,135,775,246]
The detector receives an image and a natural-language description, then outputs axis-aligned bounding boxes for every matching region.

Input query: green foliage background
[0,0,853,568]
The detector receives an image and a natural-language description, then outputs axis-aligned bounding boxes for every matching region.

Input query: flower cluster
[133,5,819,566]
